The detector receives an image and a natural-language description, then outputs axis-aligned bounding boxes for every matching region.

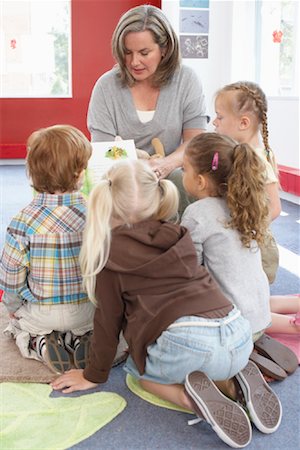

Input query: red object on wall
[0,0,161,155]
[272,30,283,43]
[10,39,17,49]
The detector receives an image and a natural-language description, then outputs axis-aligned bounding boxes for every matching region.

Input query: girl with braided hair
[213,81,280,221]
[212,81,280,285]
[211,82,299,334]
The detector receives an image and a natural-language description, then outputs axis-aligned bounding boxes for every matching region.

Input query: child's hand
[50,369,98,393]
[136,148,151,159]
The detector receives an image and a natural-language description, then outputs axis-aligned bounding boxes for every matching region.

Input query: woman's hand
[148,129,202,179]
[148,157,176,179]
[50,369,99,393]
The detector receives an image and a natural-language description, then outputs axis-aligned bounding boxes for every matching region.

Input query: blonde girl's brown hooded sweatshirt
[84,220,232,383]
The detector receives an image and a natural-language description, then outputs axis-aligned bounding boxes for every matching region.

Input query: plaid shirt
[0,192,89,305]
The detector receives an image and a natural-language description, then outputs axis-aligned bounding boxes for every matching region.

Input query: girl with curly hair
[181,133,298,378]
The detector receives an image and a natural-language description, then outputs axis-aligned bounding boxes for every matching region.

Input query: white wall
[162,0,299,169]
[268,97,299,168]
[162,0,234,119]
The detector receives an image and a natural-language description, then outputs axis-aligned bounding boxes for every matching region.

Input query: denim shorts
[124,306,253,384]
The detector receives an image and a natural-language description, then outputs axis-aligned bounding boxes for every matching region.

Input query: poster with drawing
[180,0,209,7]
[180,35,208,59]
[180,10,209,34]
[179,0,209,59]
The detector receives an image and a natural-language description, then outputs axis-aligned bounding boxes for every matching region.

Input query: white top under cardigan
[87,65,208,156]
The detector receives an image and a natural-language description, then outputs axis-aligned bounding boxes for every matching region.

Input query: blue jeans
[124,307,253,384]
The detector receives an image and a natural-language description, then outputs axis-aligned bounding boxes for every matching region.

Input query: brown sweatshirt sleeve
[83,269,124,383]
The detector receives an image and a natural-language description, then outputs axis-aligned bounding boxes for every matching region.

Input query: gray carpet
[1,164,299,450]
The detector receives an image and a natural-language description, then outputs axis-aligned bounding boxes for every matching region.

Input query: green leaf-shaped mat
[126,374,192,414]
[0,382,126,450]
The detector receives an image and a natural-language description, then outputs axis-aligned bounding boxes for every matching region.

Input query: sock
[30,335,47,360]
[64,331,81,353]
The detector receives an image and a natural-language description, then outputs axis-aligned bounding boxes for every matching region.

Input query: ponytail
[156,179,179,221]
[227,143,269,247]
[79,180,113,304]
[79,160,179,303]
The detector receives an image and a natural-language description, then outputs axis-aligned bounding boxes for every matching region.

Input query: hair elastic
[211,152,219,171]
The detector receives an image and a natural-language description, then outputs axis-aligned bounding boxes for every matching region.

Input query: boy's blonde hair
[216,81,277,172]
[186,133,270,248]
[26,125,92,193]
[80,159,179,303]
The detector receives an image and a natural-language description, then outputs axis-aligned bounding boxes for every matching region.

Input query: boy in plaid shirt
[0,125,95,373]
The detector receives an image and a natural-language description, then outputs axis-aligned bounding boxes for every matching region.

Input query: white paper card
[88,139,137,185]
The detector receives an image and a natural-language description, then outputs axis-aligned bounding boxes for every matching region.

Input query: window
[256,0,299,96]
[0,0,71,98]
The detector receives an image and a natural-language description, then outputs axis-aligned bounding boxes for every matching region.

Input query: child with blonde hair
[0,125,95,373]
[213,81,300,334]
[181,133,298,379]
[52,159,282,447]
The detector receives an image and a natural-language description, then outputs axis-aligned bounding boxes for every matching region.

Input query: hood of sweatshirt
[106,220,198,281]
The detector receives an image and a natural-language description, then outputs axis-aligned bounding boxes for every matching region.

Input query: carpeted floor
[0,165,299,450]
[0,303,56,383]
[0,302,128,383]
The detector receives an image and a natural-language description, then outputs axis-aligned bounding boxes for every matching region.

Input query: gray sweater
[181,197,271,334]
[87,65,208,155]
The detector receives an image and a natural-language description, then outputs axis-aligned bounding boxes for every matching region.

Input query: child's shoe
[64,330,92,369]
[73,332,92,369]
[44,331,73,374]
[185,371,252,448]
[249,351,287,381]
[235,360,282,434]
[254,333,298,374]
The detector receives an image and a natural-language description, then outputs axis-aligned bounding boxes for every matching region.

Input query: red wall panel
[278,165,300,197]
[0,0,161,155]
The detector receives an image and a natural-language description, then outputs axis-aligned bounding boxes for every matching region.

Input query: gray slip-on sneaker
[254,334,298,374]
[185,371,252,448]
[235,360,282,434]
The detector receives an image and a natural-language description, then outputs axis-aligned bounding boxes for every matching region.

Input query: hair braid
[219,81,277,171]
